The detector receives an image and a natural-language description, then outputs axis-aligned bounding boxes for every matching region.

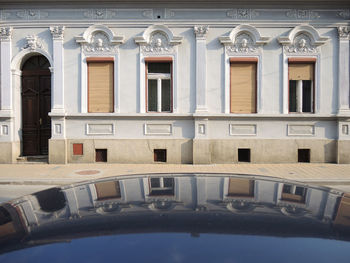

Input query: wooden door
[21,56,51,156]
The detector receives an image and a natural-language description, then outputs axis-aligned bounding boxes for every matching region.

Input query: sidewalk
[0,163,350,185]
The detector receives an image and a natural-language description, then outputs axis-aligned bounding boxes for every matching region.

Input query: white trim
[144,123,173,135]
[86,123,115,135]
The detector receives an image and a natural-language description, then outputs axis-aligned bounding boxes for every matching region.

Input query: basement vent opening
[238,148,251,162]
[96,149,107,162]
[298,149,310,163]
[154,149,167,162]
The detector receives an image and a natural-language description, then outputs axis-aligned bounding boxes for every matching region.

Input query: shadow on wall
[181,140,193,164]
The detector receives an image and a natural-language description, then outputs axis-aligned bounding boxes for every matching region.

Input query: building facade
[0,1,350,164]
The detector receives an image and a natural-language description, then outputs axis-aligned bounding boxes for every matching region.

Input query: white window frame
[147,67,172,113]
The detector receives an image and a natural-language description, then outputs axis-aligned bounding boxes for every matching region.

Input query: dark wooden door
[21,56,51,156]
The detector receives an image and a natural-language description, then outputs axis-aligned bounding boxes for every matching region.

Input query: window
[238,148,251,162]
[149,177,174,196]
[95,181,121,200]
[95,149,107,162]
[154,149,167,162]
[281,184,306,203]
[288,61,315,113]
[228,178,254,197]
[87,58,114,113]
[230,59,257,113]
[146,59,172,112]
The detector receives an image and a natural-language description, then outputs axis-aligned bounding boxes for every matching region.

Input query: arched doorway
[21,55,51,156]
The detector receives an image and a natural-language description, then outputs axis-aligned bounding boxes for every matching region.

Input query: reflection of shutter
[95,181,121,200]
[230,63,256,113]
[88,62,114,112]
[289,64,314,80]
[228,178,254,197]
[334,194,350,226]
[0,222,16,238]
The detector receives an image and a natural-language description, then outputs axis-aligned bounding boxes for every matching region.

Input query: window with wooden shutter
[88,60,114,113]
[228,178,254,197]
[288,60,315,113]
[95,181,121,200]
[230,62,257,113]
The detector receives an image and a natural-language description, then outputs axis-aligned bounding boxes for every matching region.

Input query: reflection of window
[34,188,66,212]
[149,177,174,196]
[281,184,306,203]
[228,178,254,197]
[95,181,121,200]
[146,60,172,112]
[0,206,16,238]
[87,58,114,113]
[288,62,314,113]
[230,60,257,113]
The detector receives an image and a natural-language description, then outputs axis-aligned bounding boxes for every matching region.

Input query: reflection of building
[3,173,350,253]
[0,1,350,164]
[4,174,343,232]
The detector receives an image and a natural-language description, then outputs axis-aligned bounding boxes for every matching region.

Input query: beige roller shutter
[95,181,121,200]
[228,178,254,197]
[88,62,114,112]
[230,63,256,113]
[289,63,314,80]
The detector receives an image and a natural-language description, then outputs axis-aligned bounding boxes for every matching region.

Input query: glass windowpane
[148,63,171,73]
[289,80,297,112]
[161,79,171,112]
[148,79,157,112]
[302,80,312,113]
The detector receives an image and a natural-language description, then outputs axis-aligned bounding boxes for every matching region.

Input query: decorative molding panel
[0,9,348,22]
[229,124,257,136]
[86,124,114,135]
[287,125,315,136]
[144,124,172,135]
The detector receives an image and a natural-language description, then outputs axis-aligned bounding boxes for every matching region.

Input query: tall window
[230,60,257,113]
[288,61,314,113]
[87,58,114,113]
[146,60,172,112]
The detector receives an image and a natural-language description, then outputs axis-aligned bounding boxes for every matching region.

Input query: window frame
[145,57,173,113]
[229,57,258,114]
[288,58,316,114]
[86,57,115,113]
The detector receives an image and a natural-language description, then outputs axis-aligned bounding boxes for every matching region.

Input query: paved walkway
[0,163,350,185]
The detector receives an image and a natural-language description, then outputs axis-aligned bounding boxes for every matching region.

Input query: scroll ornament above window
[75,24,124,55]
[134,25,183,55]
[219,24,270,55]
[278,24,329,55]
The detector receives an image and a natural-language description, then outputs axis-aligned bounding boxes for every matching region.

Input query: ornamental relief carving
[338,26,350,40]
[83,32,118,53]
[225,33,258,55]
[283,34,317,54]
[50,26,65,40]
[194,25,209,38]
[22,35,43,50]
[140,32,174,54]
[0,27,12,41]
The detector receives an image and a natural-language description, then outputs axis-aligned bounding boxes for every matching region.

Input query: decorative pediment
[75,24,124,54]
[278,24,329,54]
[219,24,270,55]
[134,24,183,55]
